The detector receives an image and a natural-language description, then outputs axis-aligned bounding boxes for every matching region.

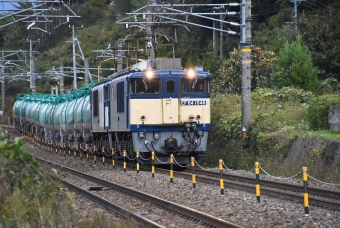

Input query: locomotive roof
[95,68,210,83]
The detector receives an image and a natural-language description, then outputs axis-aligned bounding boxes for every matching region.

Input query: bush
[0,129,77,227]
[307,94,340,130]
[252,87,314,104]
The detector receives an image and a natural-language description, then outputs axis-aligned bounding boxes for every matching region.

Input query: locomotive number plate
[180,100,207,106]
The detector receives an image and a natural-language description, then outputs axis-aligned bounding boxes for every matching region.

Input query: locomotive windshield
[180,78,209,94]
[130,78,161,94]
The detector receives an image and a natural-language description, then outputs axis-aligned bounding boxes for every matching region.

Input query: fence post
[170,154,174,183]
[111,148,115,169]
[219,159,224,196]
[255,162,261,203]
[136,150,140,174]
[191,157,196,188]
[302,167,309,216]
[94,146,97,164]
[73,143,77,159]
[102,146,105,166]
[123,150,126,172]
[80,144,83,160]
[151,152,155,178]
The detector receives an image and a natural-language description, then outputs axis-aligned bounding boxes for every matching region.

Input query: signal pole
[241,0,252,140]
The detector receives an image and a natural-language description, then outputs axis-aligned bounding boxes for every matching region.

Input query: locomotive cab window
[130,78,160,94]
[180,78,209,94]
[167,80,175,93]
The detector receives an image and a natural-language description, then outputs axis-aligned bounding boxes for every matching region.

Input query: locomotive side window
[93,90,99,116]
[130,78,160,94]
[117,81,124,113]
[166,80,175,93]
[180,78,209,94]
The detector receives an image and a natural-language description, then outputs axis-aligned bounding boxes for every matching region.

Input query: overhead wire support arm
[158,6,240,26]
[157,15,239,35]
[127,12,238,16]
[145,3,240,7]
[0,1,80,29]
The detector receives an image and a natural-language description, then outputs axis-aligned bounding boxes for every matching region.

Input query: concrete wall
[329,104,340,131]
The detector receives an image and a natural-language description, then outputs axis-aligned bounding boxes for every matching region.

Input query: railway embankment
[208,89,340,183]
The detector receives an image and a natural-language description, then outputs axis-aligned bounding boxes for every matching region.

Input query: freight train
[13,59,211,164]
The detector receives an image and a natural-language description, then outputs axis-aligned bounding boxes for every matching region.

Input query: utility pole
[84,58,89,85]
[213,11,216,53]
[294,0,298,34]
[241,0,252,140]
[220,12,224,60]
[290,0,306,35]
[69,24,84,89]
[60,63,64,94]
[71,25,77,89]
[146,0,154,64]
[28,38,39,94]
[1,53,4,125]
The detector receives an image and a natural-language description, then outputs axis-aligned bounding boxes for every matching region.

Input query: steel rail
[35,157,245,228]
[188,168,340,199]
[154,168,340,210]
[62,180,165,228]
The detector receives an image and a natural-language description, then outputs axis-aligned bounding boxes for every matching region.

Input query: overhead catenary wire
[252,1,290,17]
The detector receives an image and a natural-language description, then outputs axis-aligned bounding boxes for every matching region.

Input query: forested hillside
[2,0,340,177]
[1,0,340,99]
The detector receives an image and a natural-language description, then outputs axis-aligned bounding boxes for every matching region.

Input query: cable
[301,2,340,16]
[253,1,289,17]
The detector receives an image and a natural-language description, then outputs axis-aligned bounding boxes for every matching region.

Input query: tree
[273,35,318,91]
[214,46,276,94]
[300,11,340,81]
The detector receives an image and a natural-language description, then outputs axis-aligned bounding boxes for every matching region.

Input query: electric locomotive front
[129,68,210,164]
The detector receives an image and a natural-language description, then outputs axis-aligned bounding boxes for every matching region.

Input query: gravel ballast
[27,142,340,228]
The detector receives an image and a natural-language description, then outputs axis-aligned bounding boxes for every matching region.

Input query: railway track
[185,168,340,200]
[62,180,164,228]
[35,157,244,228]
[151,167,340,210]
[7,126,340,210]
[75,156,340,211]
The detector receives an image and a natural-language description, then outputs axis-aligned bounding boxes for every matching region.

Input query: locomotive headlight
[187,69,195,78]
[146,70,153,78]
[189,114,195,121]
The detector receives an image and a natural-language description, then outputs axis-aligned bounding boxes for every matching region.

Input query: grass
[291,129,340,139]
[208,88,340,182]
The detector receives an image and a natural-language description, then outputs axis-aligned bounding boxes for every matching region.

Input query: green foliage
[113,0,133,15]
[78,211,138,228]
[0,129,77,227]
[208,86,312,170]
[274,35,319,91]
[216,46,276,94]
[252,87,315,104]
[307,94,340,130]
[299,10,340,81]
[316,78,340,95]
